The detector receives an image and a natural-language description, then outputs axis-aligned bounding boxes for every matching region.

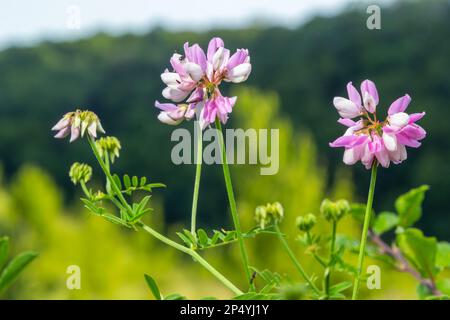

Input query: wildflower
[95,136,121,163]
[156,37,251,129]
[52,110,105,142]
[296,213,317,232]
[69,162,92,185]
[330,80,426,169]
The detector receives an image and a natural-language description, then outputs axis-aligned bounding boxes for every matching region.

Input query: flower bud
[268,201,284,222]
[255,205,268,229]
[96,136,121,163]
[69,162,92,185]
[296,213,317,232]
[320,199,349,222]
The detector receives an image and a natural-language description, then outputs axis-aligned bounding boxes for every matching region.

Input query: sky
[0,0,379,49]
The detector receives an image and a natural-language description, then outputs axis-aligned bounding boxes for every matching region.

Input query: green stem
[274,224,321,295]
[86,136,242,295]
[190,122,203,240]
[215,119,253,290]
[137,222,243,295]
[324,220,337,298]
[87,136,133,217]
[79,181,91,198]
[352,162,378,300]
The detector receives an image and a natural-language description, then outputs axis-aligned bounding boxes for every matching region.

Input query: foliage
[0,236,37,294]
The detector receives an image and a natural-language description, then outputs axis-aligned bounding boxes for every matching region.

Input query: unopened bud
[69,162,92,185]
[296,213,317,232]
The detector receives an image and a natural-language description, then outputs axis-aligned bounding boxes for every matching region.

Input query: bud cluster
[96,136,121,163]
[255,201,284,229]
[69,162,93,185]
[296,213,317,232]
[320,199,350,222]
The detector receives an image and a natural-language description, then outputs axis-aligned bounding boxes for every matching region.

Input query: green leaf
[102,213,130,227]
[349,203,375,225]
[140,177,147,187]
[436,279,450,295]
[436,242,450,268]
[210,231,221,245]
[373,212,399,235]
[164,293,186,300]
[0,251,38,292]
[395,185,429,228]
[132,176,139,187]
[397,228,437,278]
[112,174,122,190]
[176,232,192,247]
[144,274,161,300]
[123,174,131,189]
[329,281,352,295]
[0,236,9,269]
[197,229,209,247]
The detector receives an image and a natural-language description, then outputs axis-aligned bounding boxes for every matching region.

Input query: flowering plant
[51,42,450,300]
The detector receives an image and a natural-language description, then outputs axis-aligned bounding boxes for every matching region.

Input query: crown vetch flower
[330,80,426,169]
[52,110,105,142]
[155,37,251,129]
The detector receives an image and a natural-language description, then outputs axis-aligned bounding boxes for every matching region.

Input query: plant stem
[324,220,337,299]
[352,162,378,300]
[190,122,203,241]
[274,224,321,295]
[215,118,253,290]
[369,230,441,296]
[86,136,242,295]
[137,222,243,295]
[87,136,133,216]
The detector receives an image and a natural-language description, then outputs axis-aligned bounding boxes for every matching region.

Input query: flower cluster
[330,80,426,169]
[320,199,349,222]
[255,202,284,229]
[155,37,251,129]
[96,136,121,163]
[52,110,105,142]
[296,213,317,232]
[69,162,92,185]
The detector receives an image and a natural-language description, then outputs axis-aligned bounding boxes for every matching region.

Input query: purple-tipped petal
[346,82,362,107]
[155,101,178,111]
[227,49,249,70]
[184,43,207,71]
[207,37,225,62]
[337,118,356,127]
[409,112,426,123]
[52,118,70,131]
[360,79,379,105]
[70,126,80,143]
[396,132,422,148]
[388,94,411,115]
[333,97,361,118]
[54,126,70,138]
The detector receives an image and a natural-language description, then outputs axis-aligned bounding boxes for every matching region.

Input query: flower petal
[333,97,361,118]
[388,94,411,115]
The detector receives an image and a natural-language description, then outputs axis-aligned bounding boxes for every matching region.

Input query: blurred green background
[0,0,449,299]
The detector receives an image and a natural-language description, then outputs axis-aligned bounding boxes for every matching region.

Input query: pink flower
[155,37,251,129]
[52,110,105,142]
[330,80,426,169]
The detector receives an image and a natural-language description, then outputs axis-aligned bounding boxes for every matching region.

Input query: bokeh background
[0,0,449,299]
